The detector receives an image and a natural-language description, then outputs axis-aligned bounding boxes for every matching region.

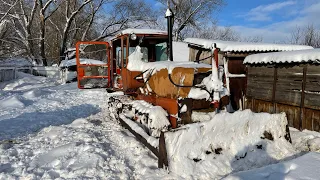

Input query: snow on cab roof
[184,38,313,52]
[244,49,320,65]
[118,28,167,36]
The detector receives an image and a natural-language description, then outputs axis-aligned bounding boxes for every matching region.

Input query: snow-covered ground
[1,73,320,179]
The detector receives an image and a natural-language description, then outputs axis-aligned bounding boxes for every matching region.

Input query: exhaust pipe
[166,8,174,61]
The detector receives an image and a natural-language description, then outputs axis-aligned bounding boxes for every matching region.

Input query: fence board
[304,93,320,110]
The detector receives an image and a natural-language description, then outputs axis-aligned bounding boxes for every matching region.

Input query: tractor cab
[76,29,168,91]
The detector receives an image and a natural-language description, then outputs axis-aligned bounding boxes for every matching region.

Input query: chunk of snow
[184,38,313,52]
[244,48,320,64]
[0,96,25,109]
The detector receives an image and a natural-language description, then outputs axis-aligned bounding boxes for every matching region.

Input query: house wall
[246,64,320,131]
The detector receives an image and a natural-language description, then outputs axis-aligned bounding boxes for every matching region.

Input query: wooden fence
[246,64,320,131]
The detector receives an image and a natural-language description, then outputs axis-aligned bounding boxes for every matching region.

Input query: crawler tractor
[76,9,227,132]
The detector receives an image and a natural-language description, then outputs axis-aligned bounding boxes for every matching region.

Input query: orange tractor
[76,10,227,132]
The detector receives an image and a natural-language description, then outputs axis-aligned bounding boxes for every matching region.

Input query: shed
[184,38,313,110]
[244,49,320,131]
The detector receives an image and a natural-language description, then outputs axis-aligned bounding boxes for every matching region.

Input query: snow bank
[184,38,313,52]
[244,48,320,64]
[164,110,296,179]
[127,46,210,73]
[224,152,320,180]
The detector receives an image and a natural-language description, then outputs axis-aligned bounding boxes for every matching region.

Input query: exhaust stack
[166,8,174,61]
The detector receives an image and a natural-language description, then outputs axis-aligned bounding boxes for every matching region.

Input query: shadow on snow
[0,104,100,141]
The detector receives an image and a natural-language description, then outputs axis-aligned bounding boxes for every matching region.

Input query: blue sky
[146,0,320,42]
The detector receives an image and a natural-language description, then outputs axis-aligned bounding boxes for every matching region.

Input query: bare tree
[157,0,224,41]
[289,24,320,48]
[38,0,61,65]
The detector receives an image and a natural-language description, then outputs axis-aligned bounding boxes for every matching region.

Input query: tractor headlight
[130,33,137,40]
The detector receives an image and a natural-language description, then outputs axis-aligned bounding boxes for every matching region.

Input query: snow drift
[164,110,295,179]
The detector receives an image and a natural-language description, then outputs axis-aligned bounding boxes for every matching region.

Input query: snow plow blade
[116,107,293,176]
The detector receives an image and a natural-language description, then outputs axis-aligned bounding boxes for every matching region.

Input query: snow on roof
[59,58,106,68]
[118,28,167,36]
[184,38,313,52]
[244,49,320,64]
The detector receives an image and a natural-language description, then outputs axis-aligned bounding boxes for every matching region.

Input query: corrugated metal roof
[118,29,167,36]
[184,38,313,52]
[244,49,320,64]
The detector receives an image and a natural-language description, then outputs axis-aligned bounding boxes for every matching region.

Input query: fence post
[272,66,278,113]
[14,67,17,79]
[300,65,307,130]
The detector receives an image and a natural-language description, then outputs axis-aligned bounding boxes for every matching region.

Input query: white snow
[184,38,313,52]
[127,46,211,73]
[164,110,296,179]
[59,58,106,68]
[224,152,320,180]
[119,28,167,36]
[244,48,320,64]
[290,127,320,152]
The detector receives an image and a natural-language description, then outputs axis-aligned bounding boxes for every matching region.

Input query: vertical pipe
[166,8,173,61]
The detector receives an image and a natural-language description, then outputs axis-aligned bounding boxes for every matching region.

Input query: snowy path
[0,73,170,179]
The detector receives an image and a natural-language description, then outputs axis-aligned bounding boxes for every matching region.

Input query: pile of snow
[244,48,320,64]
[59,58,106,68]
[164,110,296,179]
[184,38,313,52]
[290,127,320,152]
[127,46,211,74]
[225,152,320,180]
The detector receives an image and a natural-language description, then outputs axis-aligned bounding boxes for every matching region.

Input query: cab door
[76,41,111,89]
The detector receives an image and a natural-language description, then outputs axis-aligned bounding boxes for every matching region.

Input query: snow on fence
[0,66,60,82]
